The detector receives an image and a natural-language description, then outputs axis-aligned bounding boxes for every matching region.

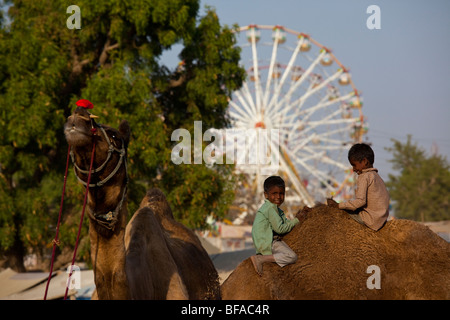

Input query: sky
[163,0,450,181]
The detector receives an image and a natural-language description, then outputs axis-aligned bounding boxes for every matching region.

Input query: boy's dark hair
[348,143,374,165]
[263,176,285,192]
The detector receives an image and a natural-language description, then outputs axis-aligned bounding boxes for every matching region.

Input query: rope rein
[44,120,127,300]
[43,145,72,300]
[71,126,126,187]
[63,129,96,300]
[43,131,96,300]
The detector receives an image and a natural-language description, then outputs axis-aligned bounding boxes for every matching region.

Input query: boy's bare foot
[250,255,263,276]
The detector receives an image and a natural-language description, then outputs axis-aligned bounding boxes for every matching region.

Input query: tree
[386,135,450,222]
[0,0,244,271]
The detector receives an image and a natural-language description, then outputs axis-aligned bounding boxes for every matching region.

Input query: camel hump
[140,188,175,220]
[223,205,450,299]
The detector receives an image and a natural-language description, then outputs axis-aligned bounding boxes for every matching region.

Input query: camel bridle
[70,123,128,231]
[71,125,127,187]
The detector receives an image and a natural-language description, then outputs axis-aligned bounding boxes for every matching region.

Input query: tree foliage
[386,135,450,222]
[0,0,244,271]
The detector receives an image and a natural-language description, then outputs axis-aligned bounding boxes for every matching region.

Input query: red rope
[64,131,97,300]
[43,145,71,300]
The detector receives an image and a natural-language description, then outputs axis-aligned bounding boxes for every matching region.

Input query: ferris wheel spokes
[275,36,305,92]
[266,50,327,116]
[249,28,264,114]
[291,69,344,109]
[263,38,305,111]
[290,91,355,122]
[299,108,348,136]
[228,109,250,126]
[289,133,317,154]
[284,146,339,195]
[293,154,342,194]
[268,139,315,206]
[320,154,351,171]
[263,28,283,107]
[266,77,327,129]
[273,91,328,131]
[232,90,256,119]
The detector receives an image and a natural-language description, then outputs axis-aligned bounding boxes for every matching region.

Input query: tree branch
[70,44,91,75]
[169,74,186,88]
[99,39,120,66]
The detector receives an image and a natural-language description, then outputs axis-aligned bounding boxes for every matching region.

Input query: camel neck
[89,205,130,299]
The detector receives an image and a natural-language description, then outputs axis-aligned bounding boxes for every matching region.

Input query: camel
[64,106,220,299]
[221,203,450,299]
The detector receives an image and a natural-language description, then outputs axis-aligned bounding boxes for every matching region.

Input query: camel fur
[221,204,450,299]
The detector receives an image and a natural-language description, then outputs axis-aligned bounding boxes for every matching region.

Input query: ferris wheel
[225,25,368,214]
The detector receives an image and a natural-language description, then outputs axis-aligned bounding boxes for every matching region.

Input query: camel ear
[118,120,130,148]
[326,198,339,208]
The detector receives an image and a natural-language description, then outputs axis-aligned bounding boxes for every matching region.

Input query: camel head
[64,104,130,152]
[64,106,100,147]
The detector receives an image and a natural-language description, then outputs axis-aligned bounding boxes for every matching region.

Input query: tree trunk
[4,234,26,272]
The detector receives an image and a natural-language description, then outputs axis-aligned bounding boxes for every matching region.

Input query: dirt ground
[209,248,254,284]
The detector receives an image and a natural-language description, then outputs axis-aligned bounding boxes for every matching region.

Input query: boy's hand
[296,206,311,219]
[327,198,339,208]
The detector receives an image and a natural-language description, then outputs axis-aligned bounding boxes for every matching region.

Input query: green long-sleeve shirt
[251,199,299,255]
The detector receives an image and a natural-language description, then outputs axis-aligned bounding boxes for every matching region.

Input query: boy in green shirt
[250,176,299,276]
